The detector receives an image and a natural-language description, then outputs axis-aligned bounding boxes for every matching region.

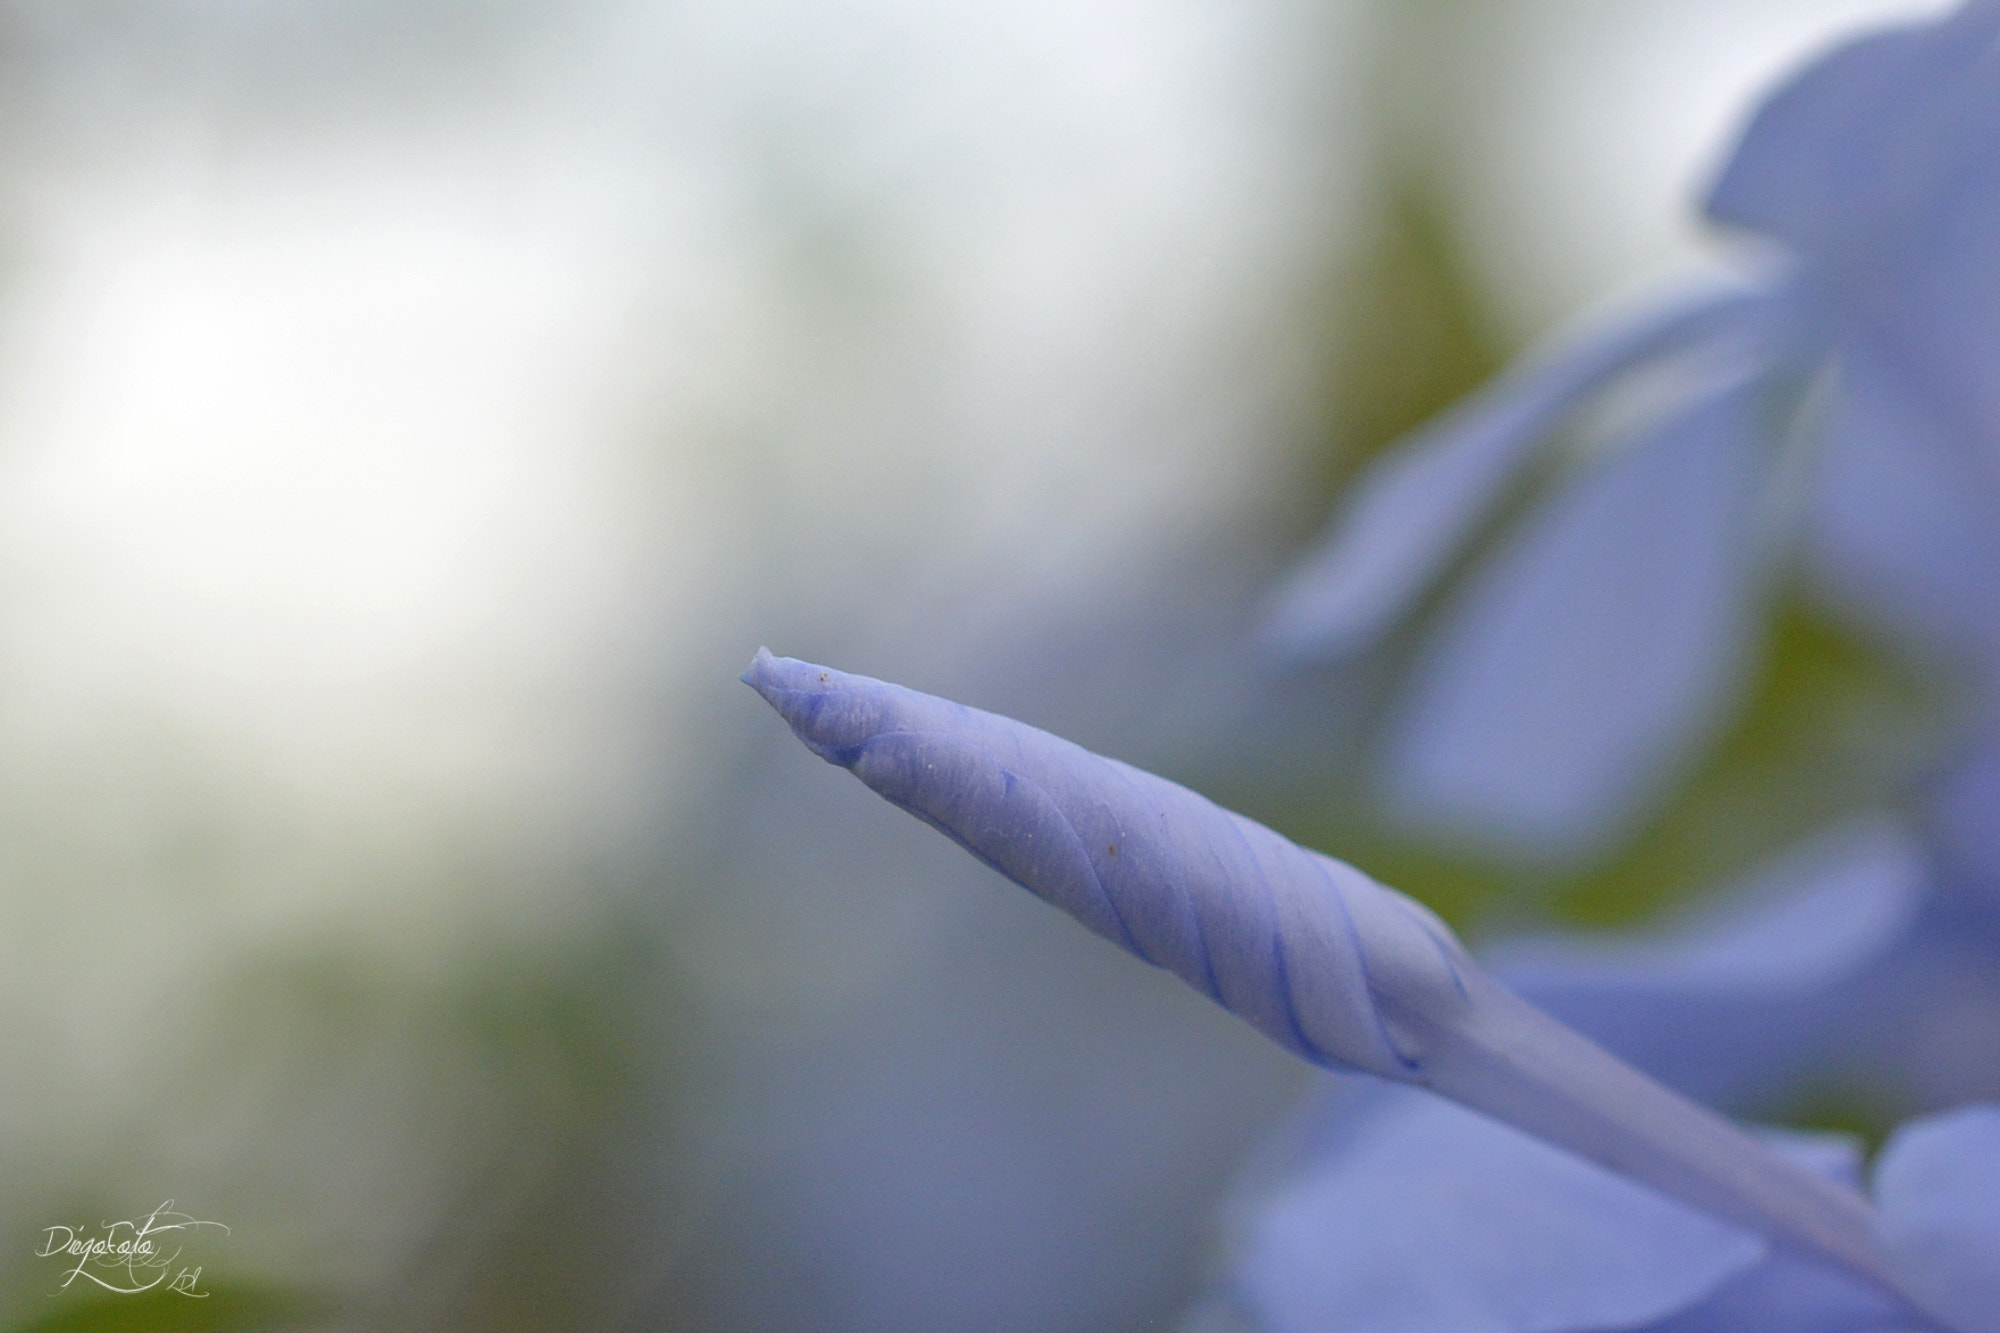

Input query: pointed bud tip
[741,649,894,765]
[739,645,781,697]
[740,647,829,713]
[740,647,839,697]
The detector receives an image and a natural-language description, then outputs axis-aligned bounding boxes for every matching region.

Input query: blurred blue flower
[1489,804,2000,1116]
[1256,0,2000,1108]
[1202,1088,2000,1333]
[1205,7,2000,1328]
[1262,2,2000,860]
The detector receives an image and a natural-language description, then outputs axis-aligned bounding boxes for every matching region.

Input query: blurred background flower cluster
[0,2,1965,1330]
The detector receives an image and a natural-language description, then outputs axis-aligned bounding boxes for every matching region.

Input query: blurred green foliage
[4,1283,330,1333]
[1777,1082,1911,1159]
[1303,180,1507,510]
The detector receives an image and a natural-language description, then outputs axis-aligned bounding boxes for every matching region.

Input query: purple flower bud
[743,650,1917,1305]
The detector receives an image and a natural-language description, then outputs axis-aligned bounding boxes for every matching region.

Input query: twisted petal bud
[743,651,1920,1307]
[743,648,1467,1078]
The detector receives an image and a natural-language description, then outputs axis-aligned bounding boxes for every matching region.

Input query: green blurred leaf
[6,1283,332,1333]
[1306,179,1508,501]
[1774,1083,1904,1159]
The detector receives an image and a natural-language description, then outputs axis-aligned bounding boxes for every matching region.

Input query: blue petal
[1261,289,1772,664]
[1934,731,2000,908]
[1709,3,2000,541]
[1807,329,2000,671]
[1643,1116,2000,1333]
[1487,818,1928,1108]
[1379,371,1776,857]
[1214,1082,1765,1333]
[1875,1104,2000,1333]
[1858,213,2000,507]
[1634,1132,1908,1333]
[1637,1254,1913,1333]
[1706,5,2000,269]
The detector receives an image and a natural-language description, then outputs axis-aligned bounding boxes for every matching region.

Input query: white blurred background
[0,2,1945,1329]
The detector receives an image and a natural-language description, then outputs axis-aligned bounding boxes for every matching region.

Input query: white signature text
[36,1201,229,1296]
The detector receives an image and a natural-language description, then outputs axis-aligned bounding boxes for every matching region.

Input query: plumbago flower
[1253,0,2000,1114]
[1190,5,2000,1329]
[1260,2,2000,861]
[743,650,2000,1333]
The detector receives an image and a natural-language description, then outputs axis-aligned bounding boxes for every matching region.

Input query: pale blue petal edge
[1932,730,2000,907]
[1639,1102,2000,1333]
[1378,370,1775,858]
[1807,328,2000,673]
[1633,1129,1910,1333]
[1214,1092,1922,1333]
[1705,4,2000,264]
[1260,288,1769,665]
[1635,1253,1918,1333]
[1212,1082,1767,1333]
[1485,818,1928,1108]
[1875,1103,2000,1333]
